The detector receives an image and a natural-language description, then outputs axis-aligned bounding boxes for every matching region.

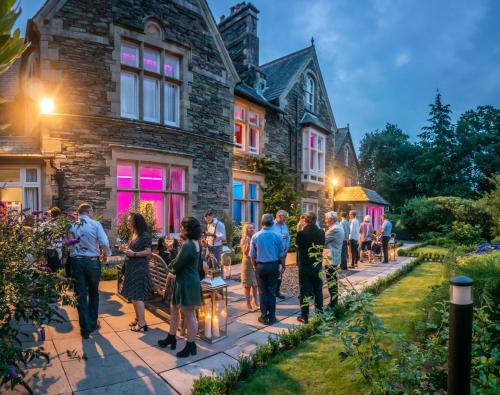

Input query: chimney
[218,3,259,78]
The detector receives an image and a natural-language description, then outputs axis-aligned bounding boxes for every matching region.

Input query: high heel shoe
[158,334,177,350]
[129,319,139,327]
[176,341,197,358]
[131,323,148,332]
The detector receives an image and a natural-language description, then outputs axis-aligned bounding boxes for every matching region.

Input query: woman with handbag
[158,217,203,358]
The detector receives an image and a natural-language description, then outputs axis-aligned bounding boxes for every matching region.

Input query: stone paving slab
[225,329,277,360]
[160,352,238,395]
[74,374,176,395]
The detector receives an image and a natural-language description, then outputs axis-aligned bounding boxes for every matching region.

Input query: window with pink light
[139,165,163,190]
[144,49,160,73]
[140,192,163,230]
[164,54,179,79]
[234,124,243,148]
[117,163,135,188]
[121,43,138,67]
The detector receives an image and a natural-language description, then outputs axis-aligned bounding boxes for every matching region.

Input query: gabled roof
[334,127,349,156]
[234,82,283,112]
[260,46,313,101]
[0,59,20,100]
[335,186,390,206]
[300,111,328,132]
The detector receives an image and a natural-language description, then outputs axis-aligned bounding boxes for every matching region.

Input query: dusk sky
[14,0,500,148]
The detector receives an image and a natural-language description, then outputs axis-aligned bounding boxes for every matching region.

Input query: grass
[235,262,444,395]
[411,246,449,256]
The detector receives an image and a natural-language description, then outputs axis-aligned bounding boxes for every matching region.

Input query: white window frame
[302,128,326,184]
[120,71,139,119]
[305,75,315,112]
[301,201,318,216]
[234,103,263,155]
[0,166,42,213]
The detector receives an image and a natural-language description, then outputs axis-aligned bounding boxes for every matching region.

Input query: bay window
[0,167,41,215]
[116,162,187,236]
[234,102,263,154]
[302,128,326,184]
[120,41,181,126]
[233,180,260,229]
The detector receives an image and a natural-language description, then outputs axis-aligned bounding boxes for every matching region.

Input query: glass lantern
[221,245,233,280]
[389,233,397,261]
[199,279,228,343]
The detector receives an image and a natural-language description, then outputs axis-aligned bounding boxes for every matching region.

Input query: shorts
[361,241,372,251]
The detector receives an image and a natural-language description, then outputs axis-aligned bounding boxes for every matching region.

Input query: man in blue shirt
[339,212,350,270]
[251,213,285,325]
[272,210,290,299]
[379,214,393,263]
[69,203,111,338]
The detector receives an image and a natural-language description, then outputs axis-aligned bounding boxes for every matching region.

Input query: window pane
[248,183,258,199]
[164,54,180,78]
[310,133,315,148]
[120,72,138,119]
[117,163,135,188]
[234,124,243,148]
[143,77,160,122]
[144,48,160,73]
[169,167,185,192]
[117,191,133,221]
[139,193,163,231]
[0,168,20,182]
[139,165,163,190]
[248,111,259,126]
[233,180,244,199]
[249,201,258,227]
[25,169,37,183]
[234,105,245,121]
[24,188,38,212]
[317,137,323,152]
[249,127,258,152]
[233,201,243,225]
[164,83,179,125]
[0,187,22,213]
[169,194,185,234]
[121,43,138,67]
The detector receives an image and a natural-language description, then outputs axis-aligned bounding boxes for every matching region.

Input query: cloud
[394,51,410,67]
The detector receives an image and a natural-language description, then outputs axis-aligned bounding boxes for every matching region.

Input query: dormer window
[344,145,350,167]
[234,101,263,155]
[305,75,315,112]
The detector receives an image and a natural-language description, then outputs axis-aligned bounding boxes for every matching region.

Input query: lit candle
[213,315,220,337]
[204,314,212,338]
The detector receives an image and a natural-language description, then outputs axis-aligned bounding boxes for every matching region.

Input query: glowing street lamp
[40,98,55,115]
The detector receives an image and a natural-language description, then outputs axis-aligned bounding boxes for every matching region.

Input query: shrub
[399,196,493,240]
[116,201,158,242]
[448,222,484,245]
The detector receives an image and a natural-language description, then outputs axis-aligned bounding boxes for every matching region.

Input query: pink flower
[65,237,80,246]
[57,275,68,283]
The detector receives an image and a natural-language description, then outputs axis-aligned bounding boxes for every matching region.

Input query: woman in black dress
[120,213,152,332]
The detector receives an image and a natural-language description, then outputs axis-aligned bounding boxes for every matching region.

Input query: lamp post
[448,275,473,395]
[40,98,55,115]
[331,178,338,211]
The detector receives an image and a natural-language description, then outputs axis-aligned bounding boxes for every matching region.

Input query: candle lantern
[199,277,228,343]
[389,233,397,261]
[221,245,233,280]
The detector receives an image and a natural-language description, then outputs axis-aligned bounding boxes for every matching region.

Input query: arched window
[344,145,349,167]
[145,20,162,39]
[305,75,315,112]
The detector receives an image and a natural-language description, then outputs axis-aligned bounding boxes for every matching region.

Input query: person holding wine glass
[120,213,152,332]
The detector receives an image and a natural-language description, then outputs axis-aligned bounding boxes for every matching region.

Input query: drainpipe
[50,160,65,210]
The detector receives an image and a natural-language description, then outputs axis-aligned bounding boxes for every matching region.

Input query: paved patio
[4,255,415,395]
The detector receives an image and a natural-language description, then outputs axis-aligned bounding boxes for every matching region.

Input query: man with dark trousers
[250,214,286,325]
[379,213,393,263]
[296,211,325,323]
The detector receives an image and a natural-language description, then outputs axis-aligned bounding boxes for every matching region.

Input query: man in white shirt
[69,203,111,339]
[348,210,360,268]
[204,209,226,270]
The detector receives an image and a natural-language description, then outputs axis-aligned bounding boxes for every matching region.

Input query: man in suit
[296,211,325,323]
[324,211,344,307]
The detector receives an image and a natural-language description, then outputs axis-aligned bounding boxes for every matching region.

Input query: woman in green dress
[158,216,203,358]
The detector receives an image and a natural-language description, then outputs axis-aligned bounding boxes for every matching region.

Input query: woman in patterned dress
[120,213,152,332]
[240,223,259,311]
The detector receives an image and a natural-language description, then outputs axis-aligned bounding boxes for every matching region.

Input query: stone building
[0,0,373,239]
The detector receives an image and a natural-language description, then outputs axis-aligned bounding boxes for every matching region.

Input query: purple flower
[17,233,24,242]
[32,211,43,216]
[44,266,53,273]
[65,236,80,246]
[39,327,46,341]
[57,275,68,283]
[7,367,18,379]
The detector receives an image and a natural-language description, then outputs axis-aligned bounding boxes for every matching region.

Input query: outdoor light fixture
[40,98,55,115]
[199,277,228,343]
[331,178,338,186]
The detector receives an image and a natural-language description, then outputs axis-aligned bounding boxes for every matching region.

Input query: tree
[456,106,500,194]
[0,0,27,105]
[358,123,420,208]
[416,91,470,197]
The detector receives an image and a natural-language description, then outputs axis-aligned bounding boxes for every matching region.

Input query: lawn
[235,262,444,395]
[410,246,449,256]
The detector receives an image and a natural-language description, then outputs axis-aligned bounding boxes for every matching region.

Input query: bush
[448,222,484,245]
[116,201,158,242]
[399,196,493,240]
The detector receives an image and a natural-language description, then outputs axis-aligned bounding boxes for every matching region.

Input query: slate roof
[0,59,20,100]
[260,46,312,101]
[234,83,283,112]
[334,127,349,155]
[335,186,390,205]
[300,111,328,132]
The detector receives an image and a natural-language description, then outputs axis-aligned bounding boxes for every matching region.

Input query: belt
[72,256,100,260]
[257,260,279,264]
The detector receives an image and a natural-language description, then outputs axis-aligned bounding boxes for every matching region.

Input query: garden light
[40,98,55,114]
[448,275,473,395]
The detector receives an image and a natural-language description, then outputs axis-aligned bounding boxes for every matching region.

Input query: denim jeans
[255,262,279,321]
[340,240,348,270]
[299,266,324,318]
[382,236,390,263]
[71,257,101,335]
[349,239,359,266]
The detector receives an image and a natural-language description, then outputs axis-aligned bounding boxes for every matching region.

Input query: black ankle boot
[158,334,177,350]
[176,341,197,358]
